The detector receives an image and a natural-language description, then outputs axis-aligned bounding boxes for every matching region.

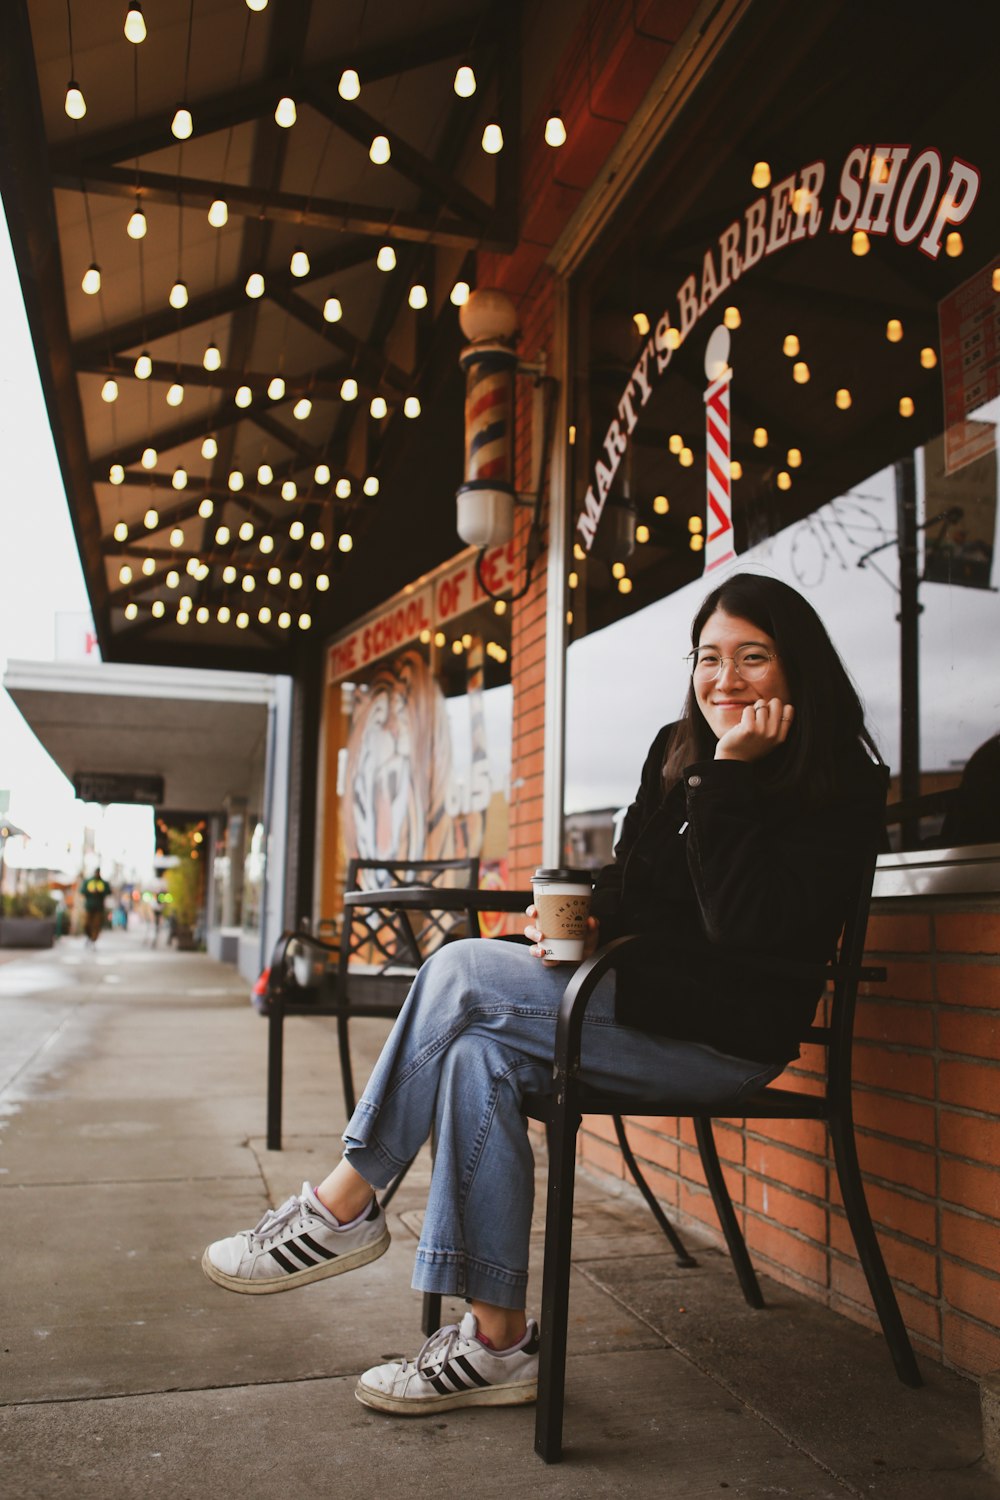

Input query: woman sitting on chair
[202,572,886,1417]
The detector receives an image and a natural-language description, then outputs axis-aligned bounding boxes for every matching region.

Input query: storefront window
[565,7,998,856]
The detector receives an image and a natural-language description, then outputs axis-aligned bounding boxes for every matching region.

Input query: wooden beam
[268,285,414,394]
[79,353,353,403]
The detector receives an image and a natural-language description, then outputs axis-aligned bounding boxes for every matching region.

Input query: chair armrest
[552,934,652,1094]
[266,929,338,998]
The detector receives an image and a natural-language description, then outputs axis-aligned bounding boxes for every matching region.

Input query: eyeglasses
[685,645,779,681]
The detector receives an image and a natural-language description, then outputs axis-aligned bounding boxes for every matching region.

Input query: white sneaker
[356,1311,539,1416]
[201,1183,389,1294]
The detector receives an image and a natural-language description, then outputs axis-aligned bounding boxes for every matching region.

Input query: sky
[0,205,154,884]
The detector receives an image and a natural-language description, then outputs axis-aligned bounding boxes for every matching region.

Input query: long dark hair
[663,573,881,803]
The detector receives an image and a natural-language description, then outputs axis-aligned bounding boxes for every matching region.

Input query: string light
[222,565,237,583]
[290,247,310,277]
[338,533,353,553]
[835,387,852,410]
[143,559,156,578]
[208,199,228,228]
[124,602,138,621]
[246,0,268,13]
[124,4,146,44]
[723,306,741,330]
[274,96,297,128]
[340,379,358,401]
[245,272,265,299]
[450,281,470,306]
[215,524,230,544]
[635,525,650,544]
[82,264,101,295]
[323,297,343,322]
[482,122,503,154]
[633,312,650,336]
[792,361,810,383]
[338,68,360,100]
[166,570,180,588]
[899,396,915,417]
[278,612,291,629]
[169,527,184,546]
[363,476,379,496]
[316,574,330,592]
[618,577,633,594]
[370,396,388,419]
[920,347,938,369]
[166,382,184,406]
[236,613,251,630]
[281,480,297,501]
[259,535,274,554]
[258,463,274,485]
[653,495,669,515]
[143,506,159,527]
[310,531,325,551]
[376,245,396,271]
[289,520,305,540]
[101,379,118,403]
[777,471,792,490]
[171,106,193,140]
[945,232,963,256]
[241,575,255,593]
[196,607,209,623]
[135,352,152,379]
[65,81,87,119]
[267,566,281,584]
[238,520,254,540]
[267,376,285,401]
[679,446,693,467]
[787,448,802,468]
[668,434,683,455]
[612,561,626,579]
[110,465,125,486]
[198,497,214,518]
[851,229,870,255]
[730,460,743,480]
[152,601,165,619]
[688,516,703,534]
[314,463,331,484]
[258,605,272,624]
[751,162,771,188]
[127,206,147,239]
[293,397,312,420]
[689,534,704,553]
[454,64,476,97]
[369,134,391,165]
[171,467,188,489]
[544,113,567,148]
[289,571,303,589]
[169,280,189,310]
[228,470,244,491]
[753,427,768,447]
[141,448,157,470]
[113,520,128,541]
[782,334,800,357]
[886,318,903,342]
[201,435,218,459]
[404,396,421,418]
[235,384,252,408]
[336,478,351,498]
[203,343,221,371]
[119,564,133,584]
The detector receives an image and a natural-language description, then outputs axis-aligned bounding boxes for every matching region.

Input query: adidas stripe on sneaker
[201,1182,389,1294]
[355,1311,539,1415]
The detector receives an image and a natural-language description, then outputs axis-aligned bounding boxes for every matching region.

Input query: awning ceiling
[0,0,517,673]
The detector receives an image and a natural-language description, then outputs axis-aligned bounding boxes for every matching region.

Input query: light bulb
[110,465,125,486]
[152,601,165,619]
[198,497,214,518]
[665,326,681,349]
[171,468,188,490]
[246,0,268,11]
[338,533,353,553]
[335,477,351,498]
[196,607,209,623]
[267,376,285,401]
[166,570,179,588]
[635,524,650,545]
[143,507,159,527]
[403,396,421,418]
[450,281,470,306]
[946,232,963,257]
[141,448,157,470]
[166,382,185,406]
[65,82,87,119]
[315,464,331,484]
[203,343,221,371]
[668,434,683,454]
[751,161,771,188]
[228,470,244,491]
[245,271,265,298]
[730,461,743,480]
[208,199,229,228]
[235,384,252,408]
[851,229,870,256]
[259,535,274,553]
[127,208,147,239]
[777,471,792,491]
[215,525,230,544]
[274,96,297,128]
[338,68,360,100]
[124,602,138,621]
[169,527,184,546]
[217,606,230,623]
[835,388,852,410]
[82,263,101,295]
[169,280,189,310]
[171,106,193,140]
[653,495,669,515]
[679,446,693,467]
[369,134,390,164]
[370,395,387,419]
[323,297,342,322]
[119,564,133,584]
[257,463,274,485]
[363,476,379,496]
[258,605,272,624]
[454,64,476,97]
[135,351,152,379]
[376,244,396,272]
[316,574,330,591]
[752,427,768,447]
[298,614,312,630]
[101,379,118,403]
[482,122,503,154]
[544,113,567,148]
[723,306,741,329]
[618,577,633,595]
[612,560,626,578]
[689,534,704,553]
[633,312,650,336]
[278,612,290,629]
[310,531,325,550]
[920,347,938,369]
[113,520,128,541]
[787,448,802,468]
[289,521,304,540]
[241,575,255,593]
[267,567,281,584]
[408,283,428,310]
[124,4,146,44]
[782,333,800,357]
[792,361,810,383]
[290,247,310,277]
[340,379,358,402]
[201,435,218,459]
[281,481,297,501]
[289,571,303,589]
[222,565,236,583]
[238,520,254,541]
[293,397,312,419]
[899,396,915,417]
[886,318,903,343]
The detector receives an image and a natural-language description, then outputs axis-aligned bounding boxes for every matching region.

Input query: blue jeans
[342,938,784,1309]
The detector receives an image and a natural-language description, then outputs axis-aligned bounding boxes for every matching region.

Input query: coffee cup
[531,867,593,962]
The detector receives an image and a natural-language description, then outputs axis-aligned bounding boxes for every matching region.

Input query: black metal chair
[264,856,481,1150]
[522,843,922,1463]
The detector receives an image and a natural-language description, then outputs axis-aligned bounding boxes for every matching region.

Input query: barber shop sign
[577,145,984,555]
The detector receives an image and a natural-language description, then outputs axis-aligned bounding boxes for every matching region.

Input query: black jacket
[591,725,887,1064]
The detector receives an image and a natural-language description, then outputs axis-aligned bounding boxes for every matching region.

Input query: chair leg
[534,1095,581,1464]
[694,1117,765,1309]
[336,1012,357,1119]
[421,1291,443,1336]
[829,1113,922,1387]
[266,1007,284,1151]
[613,1115,697,1267]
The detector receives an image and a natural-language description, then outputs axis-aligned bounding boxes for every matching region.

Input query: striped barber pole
[703,369,736,573]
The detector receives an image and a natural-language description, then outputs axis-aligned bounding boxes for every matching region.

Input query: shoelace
[247,1193,310,1247]
[414,1323,470,1377]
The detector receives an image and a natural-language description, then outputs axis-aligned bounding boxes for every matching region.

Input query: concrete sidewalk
[1,929,996,1499]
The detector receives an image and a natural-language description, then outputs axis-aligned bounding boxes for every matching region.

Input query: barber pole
[703,326,736,573]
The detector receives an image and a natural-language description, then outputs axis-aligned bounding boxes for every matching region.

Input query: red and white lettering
[830,146,870,232]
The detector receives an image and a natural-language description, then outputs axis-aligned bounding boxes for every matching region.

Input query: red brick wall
[578,903,1000,1379]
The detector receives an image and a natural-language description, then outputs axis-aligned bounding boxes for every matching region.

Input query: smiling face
[693,608,791,741]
